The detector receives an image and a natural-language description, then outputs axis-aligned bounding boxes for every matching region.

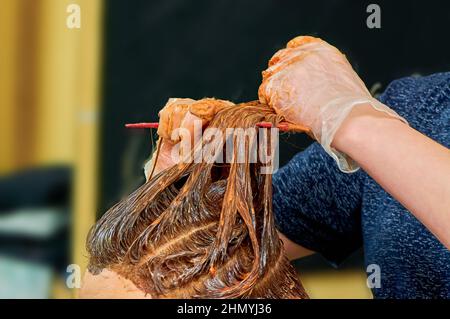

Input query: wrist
[145,140,176,180]
[332,103,406,159]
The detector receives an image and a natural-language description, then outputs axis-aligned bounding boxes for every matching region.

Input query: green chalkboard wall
[100,0,450,211]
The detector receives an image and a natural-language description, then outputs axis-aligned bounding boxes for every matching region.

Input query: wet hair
[86,101,308,298]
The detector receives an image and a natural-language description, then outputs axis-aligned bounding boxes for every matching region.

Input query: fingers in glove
[189,98,234,121]
[157,98,193,141]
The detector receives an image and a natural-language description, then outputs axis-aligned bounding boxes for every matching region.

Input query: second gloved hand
[258,36,407,172]
[144,98,234,180]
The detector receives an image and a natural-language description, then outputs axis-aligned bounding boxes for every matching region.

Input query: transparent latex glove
[258,36,408,172]
[144,98,234,180]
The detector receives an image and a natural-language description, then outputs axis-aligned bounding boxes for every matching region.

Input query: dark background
[100,0,450,212]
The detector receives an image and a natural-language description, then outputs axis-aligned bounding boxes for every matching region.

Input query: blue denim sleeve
[273,142,364,266]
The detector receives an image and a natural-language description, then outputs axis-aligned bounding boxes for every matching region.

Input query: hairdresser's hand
[144,98,234,179]
[259,36,407,172]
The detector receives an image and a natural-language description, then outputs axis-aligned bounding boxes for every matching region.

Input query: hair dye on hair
[86,101,308,298]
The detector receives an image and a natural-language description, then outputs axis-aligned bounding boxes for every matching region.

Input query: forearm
[333,104,450,249]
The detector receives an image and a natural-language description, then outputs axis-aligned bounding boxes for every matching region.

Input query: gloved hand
[258,36,408,172]
[144,98,234,180]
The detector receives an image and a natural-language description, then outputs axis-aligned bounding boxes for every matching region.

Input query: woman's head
[86,100,307,298]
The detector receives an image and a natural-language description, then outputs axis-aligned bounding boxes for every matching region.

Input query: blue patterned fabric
[273,72,450,298]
